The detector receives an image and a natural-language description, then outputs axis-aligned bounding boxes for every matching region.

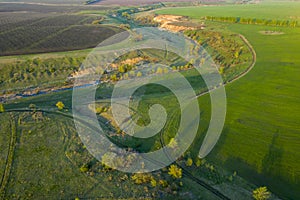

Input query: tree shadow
[219,131,300,199]
[261,131,283,178]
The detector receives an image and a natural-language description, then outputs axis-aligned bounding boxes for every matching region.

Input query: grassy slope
[213,24,300,199]
[0,109,226,199]
[0,48,92,64]
[157,4,300,199]
[0,113,149,199]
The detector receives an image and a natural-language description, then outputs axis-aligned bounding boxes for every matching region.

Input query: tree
[234,51,240,59]
[253,186,271,200]
[111,74,118,81]
[129,71,135,77]
[195,158,202,167]
[118,65,126,73]
[134,33,143,42]
[33,58,41,66]
[131,173,153,185]
[150,179,157,187]
[169,138,177,148]
[136,71,142,77]
[119,24,130,30]
[122,12,130,19]
[186,158,193,167]
[56,101,65,110]
[80,164,89,173]
[0,103,4,113]
[95,107,104,114]
[163,68,169,74]
[200,58,206,65]
[168,165,182,179]
[159,179,168,187]
[219,67,225,75]
[156,67,163,74]
[123,73,129,79]
[29,103,36,110]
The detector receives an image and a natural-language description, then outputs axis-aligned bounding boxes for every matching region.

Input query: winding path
[194,33,257,99]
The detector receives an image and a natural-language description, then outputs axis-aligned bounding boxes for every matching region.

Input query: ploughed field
[0,3,122,56]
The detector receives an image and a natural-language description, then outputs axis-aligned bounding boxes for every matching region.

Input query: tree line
[204,16,298,27]
[0,56,84,94]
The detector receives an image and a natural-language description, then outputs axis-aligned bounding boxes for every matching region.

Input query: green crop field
[217,24,300,199]
[155,3,300,199]
[156,1,300,22]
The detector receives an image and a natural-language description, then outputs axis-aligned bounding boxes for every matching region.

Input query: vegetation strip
[0,114,17,198]
[158,112,231,200]
[227,34,257,84]
[204,16,298,27]
[194,33,256,99]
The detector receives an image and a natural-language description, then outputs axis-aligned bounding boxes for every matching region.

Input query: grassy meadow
[156,3,300,199]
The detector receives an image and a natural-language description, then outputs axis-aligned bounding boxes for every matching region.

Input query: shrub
[168,165,182,179]
[80,164,89,173]
[56,101,65,110]
[156,67,163,74]
[195,158,202,167]
[253,186,271,200]
[0,103,4,113]
[150,179,157,187]
[131,173,153,185]
[159,179,168,187]
[169,138,177,148]
[185,158,193,167]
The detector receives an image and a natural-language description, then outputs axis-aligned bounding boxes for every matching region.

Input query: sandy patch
[259,31,284,35]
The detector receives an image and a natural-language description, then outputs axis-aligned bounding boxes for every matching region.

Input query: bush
[185,158,193,167]
[159,179,168,187]
[253,186,271,200]
[150,179,157,187]
[80,164,89,173]
[0,103,4,113]
[195,158,202,167]
[168,165,182,179]
[131,173,153,185]
[56,101,65,110]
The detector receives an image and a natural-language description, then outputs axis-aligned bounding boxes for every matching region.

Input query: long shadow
[217,132,300,200]
[261,132,283,178]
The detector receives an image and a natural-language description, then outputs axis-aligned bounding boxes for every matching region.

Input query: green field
[156,3,300,199]
[218,24,300,199]
[156,1,300,22]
